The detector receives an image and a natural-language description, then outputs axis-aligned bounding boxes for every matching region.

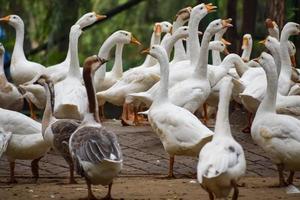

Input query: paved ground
[0,109,299,199]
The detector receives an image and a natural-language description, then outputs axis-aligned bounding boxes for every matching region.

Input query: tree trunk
[266,0,285,29]
[226,0,239,53]
[242,0,258,35]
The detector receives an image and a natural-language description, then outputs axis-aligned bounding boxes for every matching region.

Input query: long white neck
[212,28,227,65]
[241,44,252,62]
[229,55,249,77]
[187,13,202,66]
[11,22,26,63]
[68,31,81,78]
[256,62,277,115]
[155,52,170,105]
[161,33,186,59]
[194,31,211,79]
[214,79,233,138]
[278,31,292,95]
[267,43,281,77]
[42,83,55,137]
[94,36,116,81]
[111,43,124,77]
[142,32,161,67]
[172,20,187,62]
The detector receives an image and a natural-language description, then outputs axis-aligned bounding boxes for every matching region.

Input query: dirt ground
[1,110,300,199]
[1,176,300,200]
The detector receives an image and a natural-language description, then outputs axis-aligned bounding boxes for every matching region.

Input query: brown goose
[33,75,80,184]
[69,56,123,199]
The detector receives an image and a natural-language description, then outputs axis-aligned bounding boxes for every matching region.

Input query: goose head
[143,45,167,61]
[0,43,4,55]
[75,12,106,29]
[282,22,300,36]
[242,34,252,50]
[154,21,173,36]
[110,30,141,46]
[84,55,108,75]
[175,7,192,23]
[0,14,24,28]
[172,26,190,40]
[209,39,231,55]
[206,18,233,36]
[259,36,279,53]
[191,3,217,20]
[255,52,276,74]
[265,18,279,38]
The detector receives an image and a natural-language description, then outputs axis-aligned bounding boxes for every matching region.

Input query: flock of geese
[0,2,300,200]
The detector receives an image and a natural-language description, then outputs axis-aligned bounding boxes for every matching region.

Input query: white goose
[146,45,213,177]
[241,34,252,62]
[53,25,86,120]
[18,13,106,113]
[0,15,45,85]
[0,43,24,111]
[166,19,233,116]
[197,77,246,200]
[69,56,122,199]
[46,12,106,83]
[0,107,50,183]
[251,52,300,186]
[94,30,142,93]
[128,40,231,108]
[212,27,228,65]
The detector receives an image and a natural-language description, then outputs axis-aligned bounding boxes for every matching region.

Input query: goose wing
[197,141,245,183]
[71,127,122,164]
[0,128,12,158]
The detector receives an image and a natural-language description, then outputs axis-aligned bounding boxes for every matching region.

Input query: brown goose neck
[83,65,100,123]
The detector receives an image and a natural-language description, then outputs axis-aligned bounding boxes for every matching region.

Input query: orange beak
[0,15,10,22]
[290,55,296,68]
[169,26,173,34]
[258,39,266,45]
[130,35,141,46]
[221,18,233,28]
[221,38,231,46]
[154,23,162,36]
[242,37,249,49]
[205,3,217,13]
[141,48,150,55]
[223,48,230,55]
[96,14,107,21]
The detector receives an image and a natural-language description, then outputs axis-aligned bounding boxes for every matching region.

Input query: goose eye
[221,44,224,46]
[90,15,93,18]
[267,39,270,42]
[200,7,203,10]
[184,28,187,30]
[216,23,219,26]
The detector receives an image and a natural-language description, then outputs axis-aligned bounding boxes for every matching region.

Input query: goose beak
[198,31,203,35]
[141,48,150,55]
[242,37,249,49]
[258,39,266,45]
[169,26,173,34]
[290,55,296,68]
[96,14,107,21]
[154,23,162,36]
[221,38,231,45]
[223,48,230,55]
[130,35,141,46]
[221,18,233,28]
[0,15,10,22]
[205,3,217,13]
[253,58,259,63]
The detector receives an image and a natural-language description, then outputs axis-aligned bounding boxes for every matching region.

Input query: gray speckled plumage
[70,126,122,176]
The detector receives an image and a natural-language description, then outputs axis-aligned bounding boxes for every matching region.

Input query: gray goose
[69,56,123,200]
[33,75,80,184]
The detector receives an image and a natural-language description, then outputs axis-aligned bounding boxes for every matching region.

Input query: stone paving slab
[0,109,298,181]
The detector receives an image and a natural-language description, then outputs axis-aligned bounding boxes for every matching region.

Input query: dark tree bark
[242,0,258,35]
[266,0,285,29]
[226,0,239,53]
[47,0,80,52]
